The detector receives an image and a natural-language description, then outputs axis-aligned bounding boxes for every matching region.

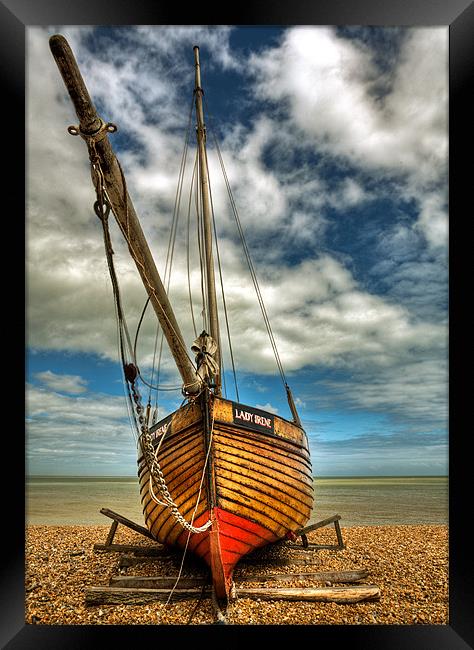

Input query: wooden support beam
[99,508,155,539]
[94,543,168,555]
[85,583,380,606]
[235,585,380,603]
[85,586,208,605]
[236,569,369,584]
[297,514,341,536]
[109,568,369,590]
[334,518,344,549]
[296,514,345,550]
[119,554,187,568]
[105,520,118,546]
[110,575,207,589]
[285,543,344,550]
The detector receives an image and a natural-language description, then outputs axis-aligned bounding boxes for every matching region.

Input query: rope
[80,129,210,537]
[163,399,216,605]
[99,156,199,388]
[187,153,199,339]
[140,392,214,534]
[205,101,288,389]
[205,144,239,401]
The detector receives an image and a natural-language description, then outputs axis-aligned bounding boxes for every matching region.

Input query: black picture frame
[7,0,472,646]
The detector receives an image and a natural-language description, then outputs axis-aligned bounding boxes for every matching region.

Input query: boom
[49,34,200,395]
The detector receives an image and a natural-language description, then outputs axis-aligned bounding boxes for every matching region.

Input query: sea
[25,475,448,527]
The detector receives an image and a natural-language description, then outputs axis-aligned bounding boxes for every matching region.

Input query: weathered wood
[193,46,221,389]
[99,508,154,540]
[235,585,380,603]
[109,568,369,590]
[85,586,209,605]
[49,34,200,395]
[119,554,181,568]
[285,543,344,550]
[138,394,313,551]
[85,584,380,606]
[239,556,322,567]
[105,520,118,546]
[110,575,207,589]
[94,543,167,555]
[297,514,341,536]
[235,569,369,584]
[334,518,344,548]
[296,514,345,550]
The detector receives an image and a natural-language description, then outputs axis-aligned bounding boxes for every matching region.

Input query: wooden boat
[50,36,314,601]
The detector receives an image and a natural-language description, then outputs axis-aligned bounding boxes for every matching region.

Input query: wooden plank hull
[137,396,314,599]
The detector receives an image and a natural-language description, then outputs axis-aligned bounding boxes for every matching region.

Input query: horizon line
[27,473,449,479]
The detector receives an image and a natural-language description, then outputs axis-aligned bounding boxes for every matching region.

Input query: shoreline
[25,523,448,625]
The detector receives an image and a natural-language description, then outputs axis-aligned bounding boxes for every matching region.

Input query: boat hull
[137,396,313,599]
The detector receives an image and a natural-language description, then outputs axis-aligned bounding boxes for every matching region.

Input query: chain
[70,121,210,534]
[134,384,212,534]
[129,367,211,535]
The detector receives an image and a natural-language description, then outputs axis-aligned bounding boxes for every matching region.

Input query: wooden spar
[193,46,221,394]
[49,34,200,395]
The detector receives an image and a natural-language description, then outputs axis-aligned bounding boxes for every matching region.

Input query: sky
[26,25,448,477]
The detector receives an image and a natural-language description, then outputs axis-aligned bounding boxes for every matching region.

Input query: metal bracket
[68,119,117,143]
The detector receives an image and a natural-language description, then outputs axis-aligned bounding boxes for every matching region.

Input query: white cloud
[248,27,448,249]
[34,370,89,394]
[255,402,279,414]
[26,26,447,457]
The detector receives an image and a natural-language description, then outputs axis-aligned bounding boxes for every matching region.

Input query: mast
[49,35,201,395]
[193,46,221,395]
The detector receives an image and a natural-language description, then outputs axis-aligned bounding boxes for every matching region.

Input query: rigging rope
[205,101,288,390]
[118,94,197,404]
[84,131,211,537]
[205,145,239,402]
[187,154,199,339]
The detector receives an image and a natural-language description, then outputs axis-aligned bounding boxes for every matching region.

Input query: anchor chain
[130,373,212,534]
[71,122,211,537]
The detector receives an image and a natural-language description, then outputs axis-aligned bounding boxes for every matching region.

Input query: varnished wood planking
[214,444,312,487]
[218,496,289,539]
[217,484,308,531]
[214,424,312,468]
[137,395,313,552]
[215,456,313,501]
[138,414,209,545]
[139,455,206,512]
[139,445,205,491]
[212,423,313,528]
[213,430,313,483]
[216,465,312,514]
[139,468,209,543]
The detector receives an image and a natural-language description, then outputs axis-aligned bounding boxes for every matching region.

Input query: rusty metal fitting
[67,119,117,142]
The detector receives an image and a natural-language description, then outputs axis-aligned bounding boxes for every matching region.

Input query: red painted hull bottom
[174,507,279,599]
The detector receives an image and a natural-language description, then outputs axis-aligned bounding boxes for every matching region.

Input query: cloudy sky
[26,25,448,477]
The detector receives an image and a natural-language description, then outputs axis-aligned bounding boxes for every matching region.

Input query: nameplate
[232,402,275,434]
[149,414,172,442]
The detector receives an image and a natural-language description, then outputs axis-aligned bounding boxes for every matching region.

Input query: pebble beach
[25,523,448,626]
